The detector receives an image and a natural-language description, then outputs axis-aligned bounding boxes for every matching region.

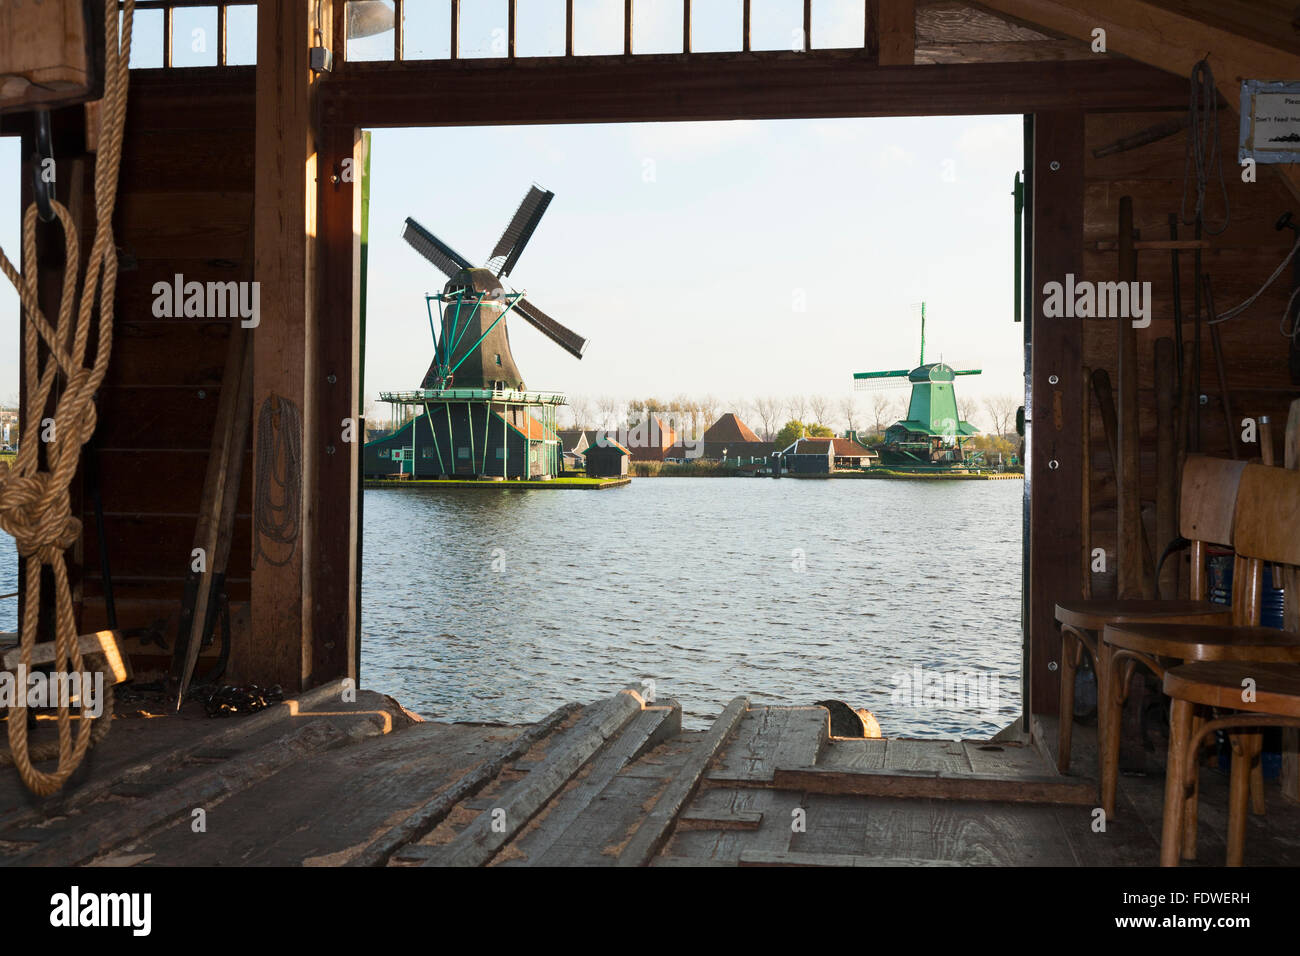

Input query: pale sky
[1,1,1027,432]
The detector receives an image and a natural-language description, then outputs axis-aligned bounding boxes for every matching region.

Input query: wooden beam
[683,0,691,54]
[743,0,751,52]
[311,122,363,688]
[251,0,324,691]
[803,0,812,52]
[322,55,1186,128]
[1029,111,1085,716]
[566,0,574,56]
[975,0,1300,202]
[394,0,404,60]
[878,0,914,65]
[865,0,879,60]
[507,0,516,58]
[625,0,633,55]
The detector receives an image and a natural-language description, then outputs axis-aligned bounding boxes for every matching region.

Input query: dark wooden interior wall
[80,69,256,678]
[1080,109,1298,601]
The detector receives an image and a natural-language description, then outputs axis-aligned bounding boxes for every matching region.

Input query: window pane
[635,0,682,54]
[812,0,864,49]
[404,0,451,60]
[515,0,565,57]
[749,0,802,51]
[689,0,741,52]
[225,5,257,65]
[458,0,507,58]
[124,8,164,69]
[573,0,622,55]
[347,0,396,61]
[172,6,219,67]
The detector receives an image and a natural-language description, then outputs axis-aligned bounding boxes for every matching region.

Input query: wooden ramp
[20,689,1300,866]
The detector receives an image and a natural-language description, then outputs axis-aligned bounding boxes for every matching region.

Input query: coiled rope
[0,0,133,795]
[1181,58,1230,236]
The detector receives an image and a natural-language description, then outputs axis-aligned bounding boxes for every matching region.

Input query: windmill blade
[402,217,475,278]
[515,297,587,359]
[954,368,983,376]
[488,186,554,277]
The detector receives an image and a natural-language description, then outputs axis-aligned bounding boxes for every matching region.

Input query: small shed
[584,438,631,477]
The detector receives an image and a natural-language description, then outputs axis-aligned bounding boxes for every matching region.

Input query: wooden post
[394,0,404,59]
[625,0,633,55]
[1029,112,1084,716]
[450,0,459,59]
[865,0,879,60]
[1116,196,1149,599]
[251,0,328,691]
[1155,337,1177,599]
[877,0,914,66]
[683,0,691,53]
[507,0,516,58]
[742,0,751,52]
[566,0,574,56]
[311,125,363,687]
[803,0,812,51]
[1082,367,1092,600]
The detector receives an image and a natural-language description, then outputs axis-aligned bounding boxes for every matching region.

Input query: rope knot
[0,472,82,560]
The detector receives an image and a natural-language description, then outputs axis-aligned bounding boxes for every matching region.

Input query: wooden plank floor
[3,691,1299,866]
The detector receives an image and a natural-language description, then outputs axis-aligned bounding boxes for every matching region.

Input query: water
[361,478,1023,736]
[0,478,1024,736]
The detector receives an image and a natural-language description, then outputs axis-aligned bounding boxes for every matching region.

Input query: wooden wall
[79,69,256,679]
[1080,109,1298,602]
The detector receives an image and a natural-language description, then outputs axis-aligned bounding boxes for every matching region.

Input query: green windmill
[852,303,984,470]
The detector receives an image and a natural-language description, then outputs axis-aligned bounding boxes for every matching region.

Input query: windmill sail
[402,217,474,279]
[488,186,554,278]
[515,297,587,359]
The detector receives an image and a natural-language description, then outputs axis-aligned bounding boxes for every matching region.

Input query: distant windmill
[851,303,984,469]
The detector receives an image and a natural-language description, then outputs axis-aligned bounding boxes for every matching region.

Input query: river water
[361,477,1023,736]
[0,477,1024,737]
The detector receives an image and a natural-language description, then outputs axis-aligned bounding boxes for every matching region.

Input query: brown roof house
[701,412,773,460]
[622,416,678,462]
[780,436,876,474]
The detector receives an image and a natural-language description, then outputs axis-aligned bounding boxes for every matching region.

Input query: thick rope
[252,395,302,568]
[0,0,133,796]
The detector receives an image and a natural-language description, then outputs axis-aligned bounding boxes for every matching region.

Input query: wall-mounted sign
[1240,80,1300,164]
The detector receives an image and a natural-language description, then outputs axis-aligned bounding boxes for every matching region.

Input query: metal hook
[32,109,56,223]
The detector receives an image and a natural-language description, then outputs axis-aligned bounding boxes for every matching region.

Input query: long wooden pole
[1155,337,1177,599]
[1116,196,1149,598]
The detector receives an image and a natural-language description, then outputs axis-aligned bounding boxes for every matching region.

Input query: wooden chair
[1054,455,1239,796]
[1157,463,1300,865]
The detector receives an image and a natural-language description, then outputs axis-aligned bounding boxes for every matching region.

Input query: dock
[7,685,1298,867]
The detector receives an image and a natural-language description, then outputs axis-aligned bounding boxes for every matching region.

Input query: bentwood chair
[1156,463,1300,866]
[1053,455,1239,788]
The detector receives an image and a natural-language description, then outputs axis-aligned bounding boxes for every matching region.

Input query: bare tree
[788,395,810,424]
[752,396,783,441]
[869,391,895,437]
[597,395,623,430]
[808,394,833,428]
[567,396,594,429]
[839,395,860,435]
[982,394,1020,437]
[698,394,720,433]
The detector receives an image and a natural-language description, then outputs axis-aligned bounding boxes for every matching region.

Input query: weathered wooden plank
[424,691,644,867]
[512,702,682,865]
[348,703,581,867]
[961,739,1054,777]
[885,737,971,774]
[820,737,888,771]
[739,850,966,867]
[11,706,388,866]
[773,766,1097,805]
[708,705,827,783]
[616,696,748,866]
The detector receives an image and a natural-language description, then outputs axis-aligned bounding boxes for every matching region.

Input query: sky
[0,0,1027,433]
